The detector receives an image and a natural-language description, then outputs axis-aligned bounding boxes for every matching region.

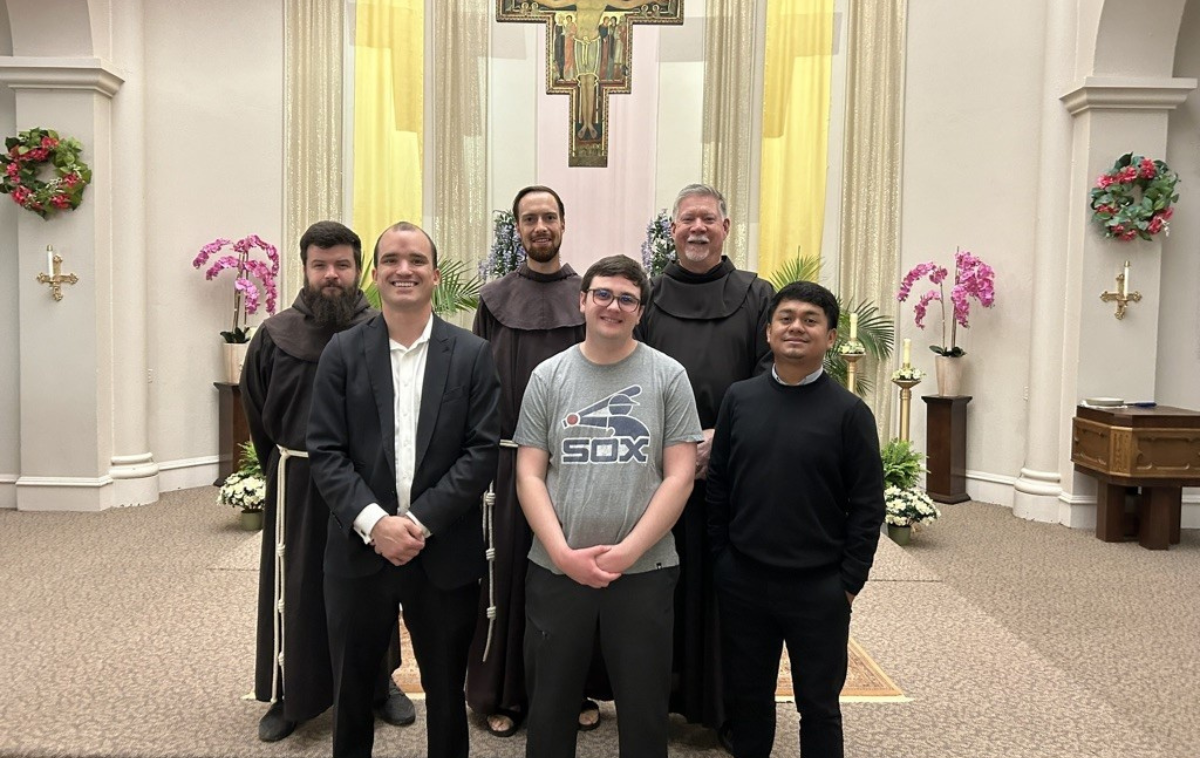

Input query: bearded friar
[240,221,414,743]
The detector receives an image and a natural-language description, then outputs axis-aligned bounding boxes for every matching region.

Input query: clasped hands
[553,543,636,588]
[370,515,426,566]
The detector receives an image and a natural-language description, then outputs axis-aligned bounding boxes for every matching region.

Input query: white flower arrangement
[891,365,925,381]
[884,485,940,527]
[218,470,265,511]
[837,338,866,356]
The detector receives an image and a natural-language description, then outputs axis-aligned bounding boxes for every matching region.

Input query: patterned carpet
[392,625,903,701]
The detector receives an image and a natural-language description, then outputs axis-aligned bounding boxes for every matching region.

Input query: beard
[523,238,561,264]
[302,282,359,329]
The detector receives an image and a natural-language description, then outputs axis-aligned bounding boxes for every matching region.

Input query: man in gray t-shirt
[514,255,702,758]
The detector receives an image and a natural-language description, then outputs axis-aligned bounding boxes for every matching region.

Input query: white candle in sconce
[1123,261,1131,294]
[47,246,54,273]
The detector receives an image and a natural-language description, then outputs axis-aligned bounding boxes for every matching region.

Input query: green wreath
[1089,152,1179,242]
[0,127,92,219]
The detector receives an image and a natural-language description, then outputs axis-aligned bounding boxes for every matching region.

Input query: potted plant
[896,248,995,396]
[479,209,527,280]
[880,438,937,545]
[192,234,280,383]
[640,208,676,277]
[218,442,266,531]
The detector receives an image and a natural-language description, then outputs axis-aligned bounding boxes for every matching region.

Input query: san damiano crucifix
[497,1,684,167]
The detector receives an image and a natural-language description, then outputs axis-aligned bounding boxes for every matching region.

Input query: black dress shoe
[377,680,416,726]
[258,700,297,742]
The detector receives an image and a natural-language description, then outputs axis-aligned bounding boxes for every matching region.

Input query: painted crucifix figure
[498,1,684,167]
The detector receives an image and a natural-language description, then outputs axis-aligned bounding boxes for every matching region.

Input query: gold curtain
[757,0,834,278]
[283,0,344,294]
[432,0,488,292]
[353,0,425,273]
[839,0,907,434]
[702,0,759,270]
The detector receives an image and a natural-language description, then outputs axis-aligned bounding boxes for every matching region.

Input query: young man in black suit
[308,221,501,758]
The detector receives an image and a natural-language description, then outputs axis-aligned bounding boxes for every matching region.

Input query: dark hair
[672,183,727,220]
[581,255,651,307]
[300,221,362,270]
[372,221,439,268]
[768,281,840,330]
[512,185,565,221]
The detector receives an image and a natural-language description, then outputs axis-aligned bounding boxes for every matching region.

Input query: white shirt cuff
[353,503,389,544]
[405,511,432,538]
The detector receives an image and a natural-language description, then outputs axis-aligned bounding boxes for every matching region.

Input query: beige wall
[142,0,283,486]
[899,0,1046,501]
[1159,2,1200,412]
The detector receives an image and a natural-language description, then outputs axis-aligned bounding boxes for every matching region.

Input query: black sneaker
[258,700,297,742]
[376,680,416,727]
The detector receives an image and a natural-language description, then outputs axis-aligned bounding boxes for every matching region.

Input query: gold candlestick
[1099,260,1141,320]
[891,366,924,442]
[36,246,79,302]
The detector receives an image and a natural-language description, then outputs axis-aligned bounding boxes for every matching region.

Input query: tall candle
[1123,261,1131,293]
[849,312,858,341]
[903,338,911,366]
[47,246,53,273]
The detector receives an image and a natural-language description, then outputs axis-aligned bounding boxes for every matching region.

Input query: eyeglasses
[587,288,642,312]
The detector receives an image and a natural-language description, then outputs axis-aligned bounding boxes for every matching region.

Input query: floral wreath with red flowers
[0,127,92,219]
[1089,153,1179,242]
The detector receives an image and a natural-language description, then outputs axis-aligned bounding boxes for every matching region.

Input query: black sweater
[706,371,885,595]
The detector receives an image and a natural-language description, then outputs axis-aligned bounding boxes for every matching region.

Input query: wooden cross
[497,1,684,167]
[36,246,79,302]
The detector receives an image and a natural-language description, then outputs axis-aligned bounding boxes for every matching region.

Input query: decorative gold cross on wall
[36,245,79,302]
[497,1,684,167]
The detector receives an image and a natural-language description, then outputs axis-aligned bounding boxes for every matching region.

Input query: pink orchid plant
[192,235,280,343]
[897,249,996,358]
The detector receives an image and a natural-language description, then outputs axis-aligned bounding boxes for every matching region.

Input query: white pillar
[108,0,158,505]
[1011,0,1075,523]
[0,58,124,511]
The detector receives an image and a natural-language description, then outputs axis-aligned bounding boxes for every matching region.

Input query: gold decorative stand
[842,349,866,394]
[892,375,922,442]
[36,245,79,301]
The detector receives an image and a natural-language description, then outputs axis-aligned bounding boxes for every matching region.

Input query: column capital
[0,56,124,98]
[1061,76,1196,115]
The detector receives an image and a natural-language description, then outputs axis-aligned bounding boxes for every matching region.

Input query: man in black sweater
[706,281,884,758]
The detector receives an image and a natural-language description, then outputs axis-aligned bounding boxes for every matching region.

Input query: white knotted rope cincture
[480,439,519,663]
[270,445,308,704]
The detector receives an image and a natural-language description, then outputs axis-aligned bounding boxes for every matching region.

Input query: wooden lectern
[1071,404,1200,550]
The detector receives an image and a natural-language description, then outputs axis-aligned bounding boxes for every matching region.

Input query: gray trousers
[524,562,679,758]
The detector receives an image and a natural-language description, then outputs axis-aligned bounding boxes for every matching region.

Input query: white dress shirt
[353,316,434,544]
[771,363,824,386]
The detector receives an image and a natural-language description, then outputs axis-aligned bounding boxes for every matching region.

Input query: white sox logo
[560,385,650,465]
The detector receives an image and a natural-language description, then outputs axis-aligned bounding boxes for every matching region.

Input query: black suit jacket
[308,313,501,589]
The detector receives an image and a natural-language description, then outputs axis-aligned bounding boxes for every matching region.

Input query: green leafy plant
[360,258,482,316]
[767,254,895,397]
[880,438,923,490]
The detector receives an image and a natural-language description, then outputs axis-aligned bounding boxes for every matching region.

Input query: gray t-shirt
[514,343,703,575]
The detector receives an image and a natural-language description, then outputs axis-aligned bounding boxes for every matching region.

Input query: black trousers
[715,548,850,758]
[524,562,678,758]
[325,560,479,758]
